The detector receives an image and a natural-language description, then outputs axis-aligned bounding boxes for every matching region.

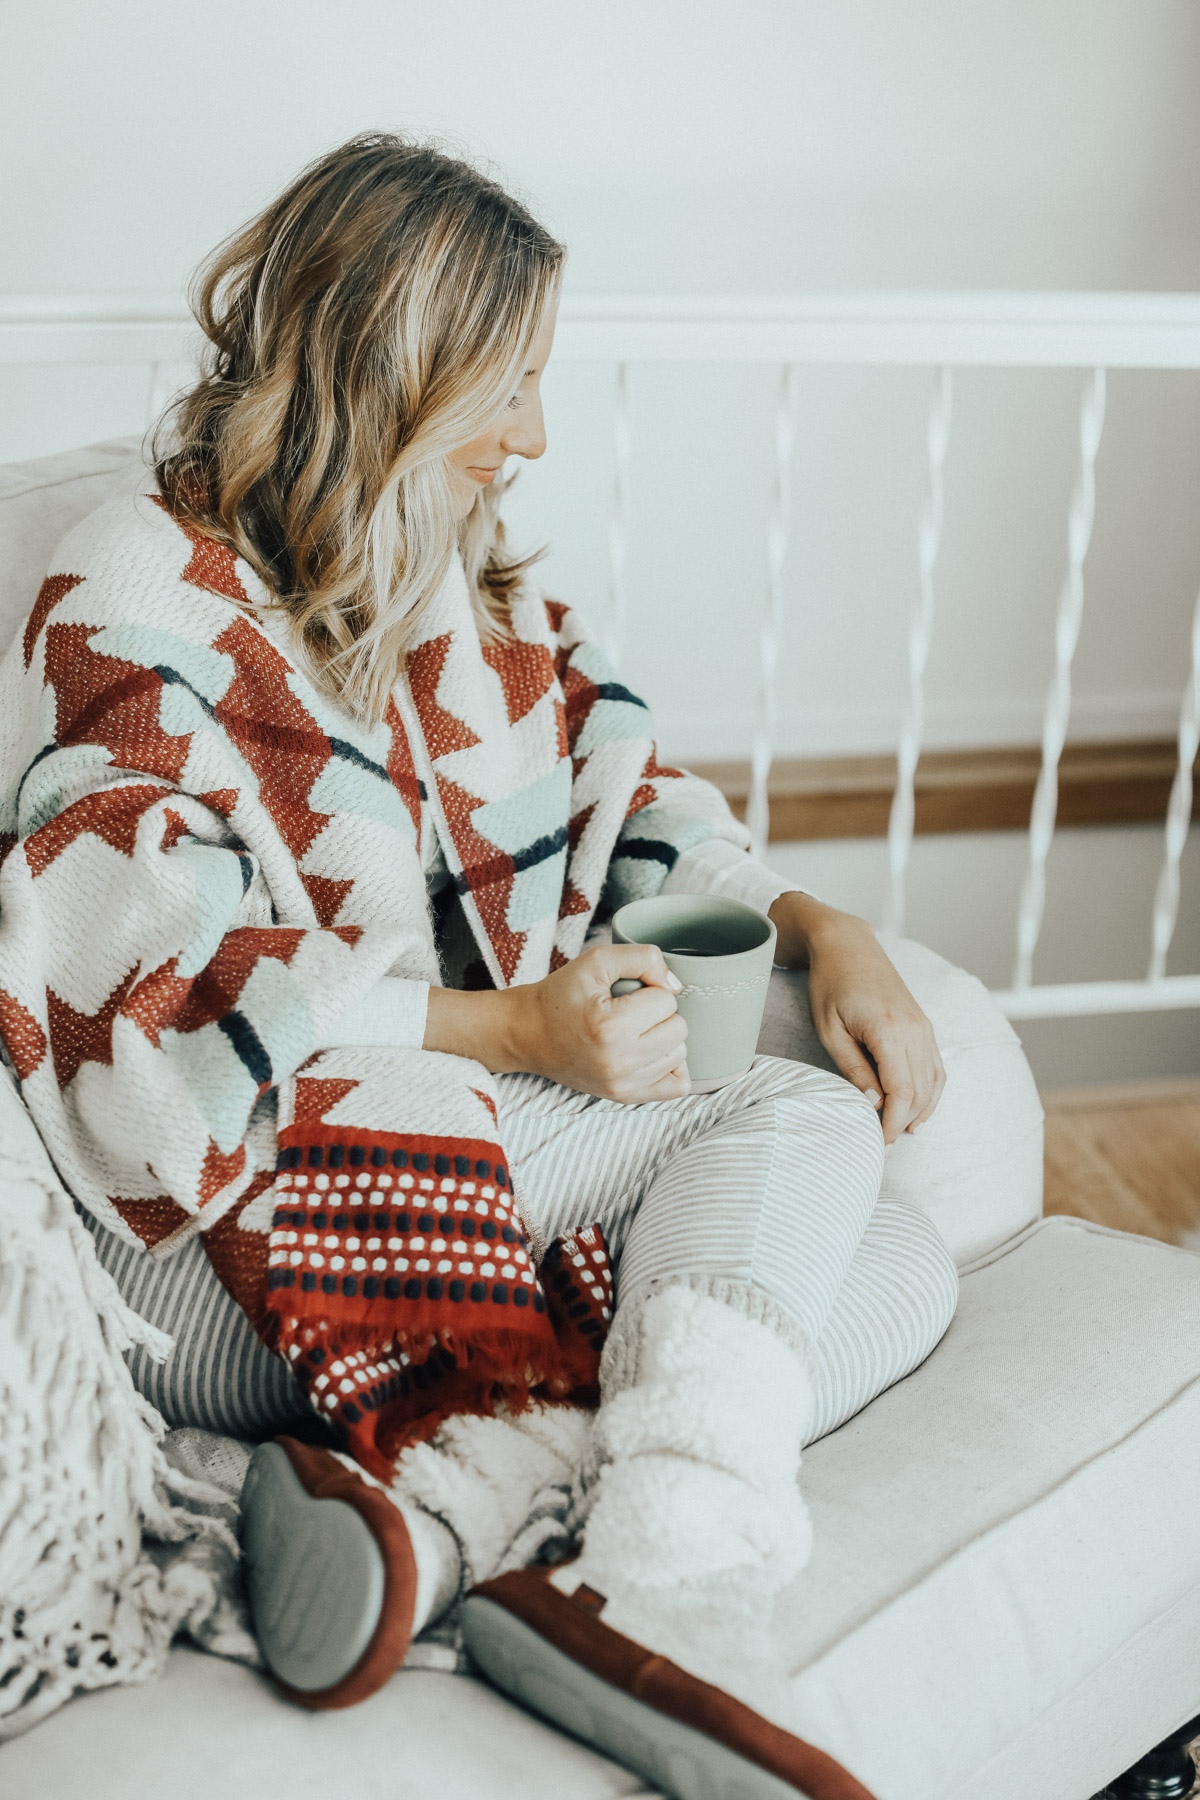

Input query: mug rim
[611,893,776,971]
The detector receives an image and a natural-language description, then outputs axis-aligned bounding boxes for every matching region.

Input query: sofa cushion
[9,1215,1200,1800]
[0,437,146,657]
[786,1214,1200,1797]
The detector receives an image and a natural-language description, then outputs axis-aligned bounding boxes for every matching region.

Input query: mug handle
[610,978,644,997]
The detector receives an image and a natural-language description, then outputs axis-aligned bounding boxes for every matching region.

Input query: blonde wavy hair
[155,133,565,719]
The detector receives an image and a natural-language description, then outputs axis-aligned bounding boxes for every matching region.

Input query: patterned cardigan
[0,490,759,1472]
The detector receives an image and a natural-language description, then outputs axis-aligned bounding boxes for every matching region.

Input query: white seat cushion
[788,1214,1200,1798]
[10,1215,1200,1800]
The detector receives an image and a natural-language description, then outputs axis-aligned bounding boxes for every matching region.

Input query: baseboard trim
[695,739,1199,841]
[1041,1076,1200,1112]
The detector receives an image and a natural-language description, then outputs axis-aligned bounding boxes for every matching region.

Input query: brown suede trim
[468,1568,878,1800]
[269,1437,417,1712]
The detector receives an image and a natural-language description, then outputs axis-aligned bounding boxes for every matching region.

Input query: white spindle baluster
[605,361,631,671]
[883,367,953,934]
[1012,367,1107,989]
[747,364,799,859]
[1148,582,1200,980]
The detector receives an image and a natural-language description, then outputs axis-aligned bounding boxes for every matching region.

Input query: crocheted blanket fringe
[0,1126,254,1739]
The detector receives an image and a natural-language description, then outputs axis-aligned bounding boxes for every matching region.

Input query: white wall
[4,1,1198,1078]
[5,1,1200,295]
[5,1,1200,755]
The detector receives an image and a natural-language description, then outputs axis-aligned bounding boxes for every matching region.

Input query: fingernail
[865,1088,882,1108]
[667,973,683,992]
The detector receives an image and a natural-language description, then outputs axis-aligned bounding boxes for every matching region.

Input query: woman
[0,135,956,1794]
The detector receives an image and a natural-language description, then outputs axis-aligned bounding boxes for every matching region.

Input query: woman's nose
[500,401,547,461]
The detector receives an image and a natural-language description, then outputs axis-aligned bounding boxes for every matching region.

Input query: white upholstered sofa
[4,440,1200,1800]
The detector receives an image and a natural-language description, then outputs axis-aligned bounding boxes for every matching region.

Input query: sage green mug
[611,893,777,1092]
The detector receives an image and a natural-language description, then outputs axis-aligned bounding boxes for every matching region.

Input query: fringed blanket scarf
[0,491,743,1478]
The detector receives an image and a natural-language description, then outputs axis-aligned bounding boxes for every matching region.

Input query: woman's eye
[506,392,524,411]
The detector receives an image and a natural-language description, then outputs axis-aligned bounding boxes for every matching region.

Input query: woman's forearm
[423,944,689,1103]
[768,890,872,969]
[423,984,527,1072]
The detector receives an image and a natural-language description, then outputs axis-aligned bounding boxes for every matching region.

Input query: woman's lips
[467,466,500,484]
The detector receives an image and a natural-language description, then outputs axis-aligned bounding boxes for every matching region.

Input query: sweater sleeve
[0,768,423,1221]
[318,976,430,1051]
[662,836,814,917]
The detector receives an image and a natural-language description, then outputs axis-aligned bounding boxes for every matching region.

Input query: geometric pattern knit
[0,489,743,1476]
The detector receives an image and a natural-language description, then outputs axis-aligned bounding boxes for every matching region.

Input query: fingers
[581,975,688,1101]
[611,981,683,1033]
[905,1042,947,1133]
[893,1014,945,1135]
[820,1019,884,1117]
[593,941,681,997]
[601,1015,689,1101]
[595,1042,690,1104]
[642,1070,692,1101]
[866,1018,943,1143]
[638,1012,688,1063]
[823,1007,938,1145]
[875,1046,919,1144]
[633,1051,690,1101]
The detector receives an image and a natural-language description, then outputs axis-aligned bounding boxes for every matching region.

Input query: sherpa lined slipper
[461,1566,877,1800]
[239,1436,417,1710]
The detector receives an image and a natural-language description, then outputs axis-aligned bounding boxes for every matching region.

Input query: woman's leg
[501,1054,955,1425]
[757,934,1044,1267]
[316,1046,897,1659]
[455,1206,958,1653]
[499,1058,956,1612]
[77,1212,312,1439]
[500,1054,885,1344]
[469,1055,957,1742]
[79,1212,476,1660]
[806,1198,959,1444]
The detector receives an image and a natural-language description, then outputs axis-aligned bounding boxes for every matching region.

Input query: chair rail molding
[5,289,1200,367]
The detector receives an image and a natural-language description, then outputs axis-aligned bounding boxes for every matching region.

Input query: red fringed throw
[259,1124,611,1479]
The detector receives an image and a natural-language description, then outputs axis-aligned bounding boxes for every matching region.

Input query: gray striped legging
[81,1054,958,1449]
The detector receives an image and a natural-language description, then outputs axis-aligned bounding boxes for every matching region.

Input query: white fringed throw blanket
[0,489,749,1710]
[0,1065,261,1738]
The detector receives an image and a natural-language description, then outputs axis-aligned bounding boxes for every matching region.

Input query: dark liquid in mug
[662,943,723,957]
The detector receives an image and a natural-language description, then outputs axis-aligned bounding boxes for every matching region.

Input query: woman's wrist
[423,985,534,1074]
[767,890,872,968]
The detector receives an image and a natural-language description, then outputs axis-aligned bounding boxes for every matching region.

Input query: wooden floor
[1042,1077,1200,1247]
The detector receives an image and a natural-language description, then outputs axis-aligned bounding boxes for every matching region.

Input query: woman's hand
[768,892,945,1144]
[423,944,690,1102]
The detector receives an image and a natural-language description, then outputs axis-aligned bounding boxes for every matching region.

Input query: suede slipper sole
[461,1568,877,1800]
[239,1436,417,1710]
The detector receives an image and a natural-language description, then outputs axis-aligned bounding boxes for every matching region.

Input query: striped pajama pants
[82,1054,957,1449]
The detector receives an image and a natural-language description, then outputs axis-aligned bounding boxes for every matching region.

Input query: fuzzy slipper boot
[390,1401,593,1590]
[461,1564,878,1800]
[239,1437,417,1709]
[566,1283,816,1595]
[461,1285,836,1794]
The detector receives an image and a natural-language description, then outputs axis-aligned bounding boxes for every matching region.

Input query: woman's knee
[767,1059,886,1185]
[876,1199,959,1348]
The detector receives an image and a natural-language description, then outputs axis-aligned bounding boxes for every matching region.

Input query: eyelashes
[505,393,525,411]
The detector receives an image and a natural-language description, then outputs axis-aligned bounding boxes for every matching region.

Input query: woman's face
[447,302,558,518]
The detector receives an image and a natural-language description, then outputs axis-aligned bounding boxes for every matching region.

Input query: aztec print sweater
[0,488,791,1468]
